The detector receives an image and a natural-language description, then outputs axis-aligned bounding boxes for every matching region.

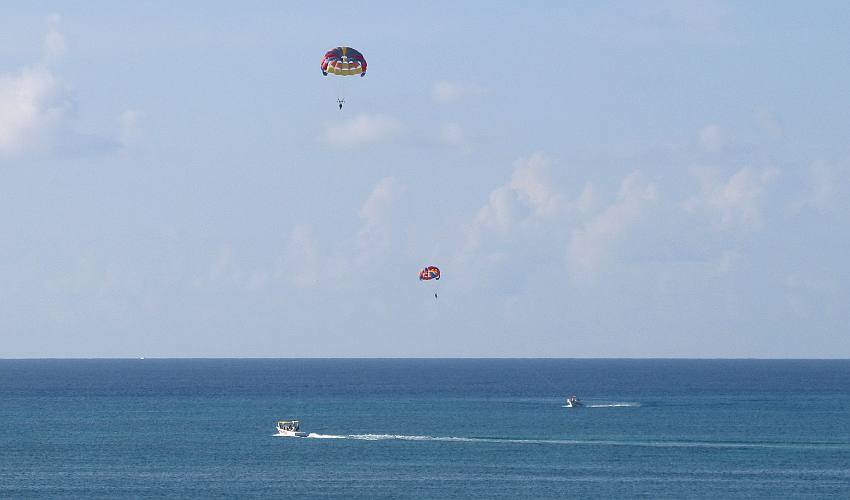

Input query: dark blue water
[1,359,849,498]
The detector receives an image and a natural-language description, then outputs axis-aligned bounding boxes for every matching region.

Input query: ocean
[1,359,849,498]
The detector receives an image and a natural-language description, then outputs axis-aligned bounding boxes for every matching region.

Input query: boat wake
[298,433,478,442]
[560,402,641,408]
[277,433,850,450]
[349,434,480,442]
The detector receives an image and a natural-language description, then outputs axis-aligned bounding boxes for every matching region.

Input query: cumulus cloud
[194,245,262,292]
[457,155,658,284]
[357,176,404,259]
[190,245,274,292]
[567,172,657,277]
[283,177,405,289]
[0,15,76,155]
[574,184,598,214]
[320,113,402,148]
[584,0,732,46]
[472,152,564,235]
[685,166,779,230]
[476,154,566,235]
[44,14,66,60]
[283,225,322,288]
[431,81,485,103]
[473,185,516,234]
[754,107,783,141]
[0,66,73,154]
[508,152,564,218]
[458,152,578,269]
[440,122,466,148]
[118,110,143,147]
[44,256,124,296]
[0,14,131,157]
[698,124,724,152]
[790,162,842,214]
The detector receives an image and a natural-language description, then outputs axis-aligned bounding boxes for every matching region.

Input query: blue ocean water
[1,359,849,498]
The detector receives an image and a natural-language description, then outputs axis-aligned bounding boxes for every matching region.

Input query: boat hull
[564,397,584,408]
[277,430,309,437]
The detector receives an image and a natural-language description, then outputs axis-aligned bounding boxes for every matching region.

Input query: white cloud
[473,185,516,234]
[440,122,466,148]
[320,113,402,148]
[790,162,842,214]
[119,110,143,147]
[458,158,658,285]
[357,176,404,260]
[698,124,724,152]
[191,245,275,292]
[283,177,405,289]
[574,183,598,214]
[754,107,783,141]
[359,176,403,226]
[44,14,66,60]
[583,0,732,46]
[472,152,564,235]
[208,246,237,283]
[711,249,736,274]
[567,172,657,277]
[459,152,576,270]
[194,245,249,291]
[431,81,485,104]
[0,66,73,154]
[0,15,123,157]
[508,152,564,218]
[283,225,322,288]
[685,166,779,230]
[44,256,124,296]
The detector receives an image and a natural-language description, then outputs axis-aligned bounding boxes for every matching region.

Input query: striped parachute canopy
[419,266,441,281]
[321,46,367,77]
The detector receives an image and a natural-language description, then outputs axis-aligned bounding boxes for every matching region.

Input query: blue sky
[1,1,848,357]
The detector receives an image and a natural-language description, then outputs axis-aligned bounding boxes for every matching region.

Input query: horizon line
[2,357,849,361]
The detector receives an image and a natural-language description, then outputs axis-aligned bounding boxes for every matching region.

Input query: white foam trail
[346,434,477,442]
[279,433,850,450]
[306,433,346,439]
[273,432,346,439]
[561,403,639,408]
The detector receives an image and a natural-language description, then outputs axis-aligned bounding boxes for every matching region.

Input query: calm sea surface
[1,359,849,498]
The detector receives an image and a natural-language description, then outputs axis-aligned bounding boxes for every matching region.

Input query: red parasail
[419,266,440,281]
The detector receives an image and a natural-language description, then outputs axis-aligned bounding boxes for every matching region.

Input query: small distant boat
[564,395,583,408]
[276,420,309,437]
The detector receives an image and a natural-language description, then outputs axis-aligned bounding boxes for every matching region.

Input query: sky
[1,1,849,357]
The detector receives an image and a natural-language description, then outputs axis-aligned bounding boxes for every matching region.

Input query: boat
[276,420,309,437]
[564,395,583,408]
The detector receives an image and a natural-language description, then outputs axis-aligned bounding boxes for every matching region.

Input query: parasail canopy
[321,46,367,77]
[419,266,441,281]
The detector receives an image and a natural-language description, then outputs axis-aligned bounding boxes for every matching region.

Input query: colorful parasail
[321,46,367,77]
[419,266,441,281]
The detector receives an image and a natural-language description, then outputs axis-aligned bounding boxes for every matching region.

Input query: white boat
[564,395,583,408]
[276,420,309,437]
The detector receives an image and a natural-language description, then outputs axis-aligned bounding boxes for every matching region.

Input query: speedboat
[564,395,583,408]
[276,420,309,437]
